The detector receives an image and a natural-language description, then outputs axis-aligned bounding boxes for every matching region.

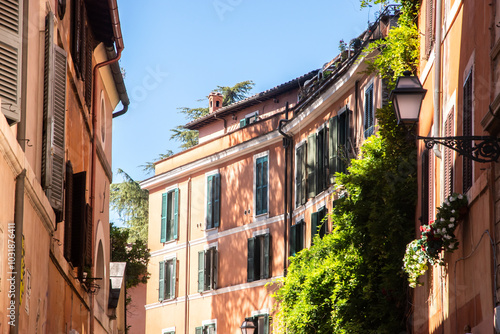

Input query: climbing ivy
[272,2,420,333]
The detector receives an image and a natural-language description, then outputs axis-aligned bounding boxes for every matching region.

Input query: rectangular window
[198,247,218,292]
[290,219,305,256]
[329,109,351,181]
[463,70,473,193]
[195,324,216,334]
[255,155,268,215]
[252,314,270,334]
[311,206,328,244]
[159,258,176,301]
[206,174,221,229]
[161,188,179,243]
[296,143,307,207]
[247,233,271,282]
[307,133,317,198]
[364,84,374,138]
[240,111,259,128]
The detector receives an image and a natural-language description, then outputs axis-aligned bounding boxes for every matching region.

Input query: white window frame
[294,140,307,209]
[162,327,175,334]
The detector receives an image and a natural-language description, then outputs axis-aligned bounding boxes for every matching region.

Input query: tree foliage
[140,150,174,175]
[110,223,150,289]
[273,5,420,333]
[110,169,149,243]
[170,80,255,149]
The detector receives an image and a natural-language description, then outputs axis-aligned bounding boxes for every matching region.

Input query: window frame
[311,206,328,244]
[251,311,270,334]
[295,140,307,208]
[240,111,259,128]
[290,218,305,256]
[205,170,221,230]
[364,82,375,139]
[198,245,218,292]
[159,257,177,302]
[254,152,269,217]
[247,230,271,282]
[161,187,179,243]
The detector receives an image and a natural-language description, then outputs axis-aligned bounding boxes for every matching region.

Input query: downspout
[184,177,191,334]
[90,1,124,333]
[213,114,227,134]
[433,0,443,159]
[278,103,291,276]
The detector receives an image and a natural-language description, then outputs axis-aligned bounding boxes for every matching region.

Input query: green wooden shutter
[307,134,317,198]
[262,157,268,214]
[213,248,218,289]
[198,251,205,292]
[173,188,179,239]
[263,233,271,279]
[296,145,305,207]
[298,220,304,252]
[207,175,213,229]
[317,128,325,192]
[204,249,211,291]
[158,261,165,301]
[214,173,220,227]
[0,0,23,124]
[160,193,167,242]
[195,327,203,334]
[240,118,247,128]
[319,207,328,237]
[247,237,255,282]
[290,223,297,256]
[256,156,268,215]
[311,211,319,243]
[329,117,338,183]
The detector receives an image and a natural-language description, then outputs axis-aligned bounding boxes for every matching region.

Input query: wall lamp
[240,317,256,334]
[391,71,500,163]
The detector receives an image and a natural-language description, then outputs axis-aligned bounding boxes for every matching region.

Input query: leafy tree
[170,80,254,149]
[110,169,149,243]
[140,150,174,175]
[273,5,419,333]
[110,223,150,288]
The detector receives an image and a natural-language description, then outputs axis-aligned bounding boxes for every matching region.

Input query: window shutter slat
[0,0,22,124]
[307,134,317,198]
[85,204,92,267]
[214,173,220,227]
[207,175,213,229]
[198,251,204,292]
[158,261,165,301]
[173,188,179,239]
[160,193,167,242]
[444,111,455,198]
[247,237,255,282]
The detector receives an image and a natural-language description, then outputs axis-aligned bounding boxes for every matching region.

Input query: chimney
[209,92,223,113]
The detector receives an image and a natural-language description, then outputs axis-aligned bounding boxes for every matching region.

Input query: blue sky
[112,0,382,183]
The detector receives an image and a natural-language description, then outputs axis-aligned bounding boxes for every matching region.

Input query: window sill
[204,227,219,237]
[162,239,177,247]
[254,212,269,221]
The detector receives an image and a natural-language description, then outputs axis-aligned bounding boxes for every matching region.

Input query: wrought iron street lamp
[391,71,500,163]
[240,318,256,334]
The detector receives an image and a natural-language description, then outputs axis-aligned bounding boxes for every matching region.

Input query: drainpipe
[213,114,227,134]
[184,177,191,334]
[90,1,124,332]
[278,103,292,276]
[432,0,443,159]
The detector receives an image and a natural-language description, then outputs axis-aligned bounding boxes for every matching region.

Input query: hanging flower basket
[403,193,468,287]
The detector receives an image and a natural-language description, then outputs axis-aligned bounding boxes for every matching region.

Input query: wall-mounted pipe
[433,0,443,159]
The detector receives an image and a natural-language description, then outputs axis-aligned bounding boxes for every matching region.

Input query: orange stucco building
[412,0,500,333]
[140,10,398,334]
[0,0,129,333]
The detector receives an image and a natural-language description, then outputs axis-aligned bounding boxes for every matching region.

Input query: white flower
[450,217,455,222]
[448,224,454,229]
[440,218,445,222]
[450,196,456,202]
[458,194,463,199]
[448,243,455,249]
[444,235,451,240]
[445,200,450,206]
[452,210,456,213]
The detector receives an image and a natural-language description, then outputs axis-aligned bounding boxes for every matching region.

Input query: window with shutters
[425,0,436,58]
[195,323,216,334]
[295,142,306,207]
[255,154,268,216]
[198,247,218,292]
[42,12,67,216]
[240,111,259,128]
[0,0,23,124]
[444,111,455,199]
[330,107,351,178]
[71,0,93,108]
[307,133,317,198]
[247,232,271,282]
[161,188,179,243]
[290,219,305,256]
[311,206,328,244]
[253,314,270,334]
[364,84,375,138]
[316,126,329,193]
[463,69,473,193]
[158,258,176,301]
[206,173,220,229]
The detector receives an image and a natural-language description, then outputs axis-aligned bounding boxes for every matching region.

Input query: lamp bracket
[417,135,500,163]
